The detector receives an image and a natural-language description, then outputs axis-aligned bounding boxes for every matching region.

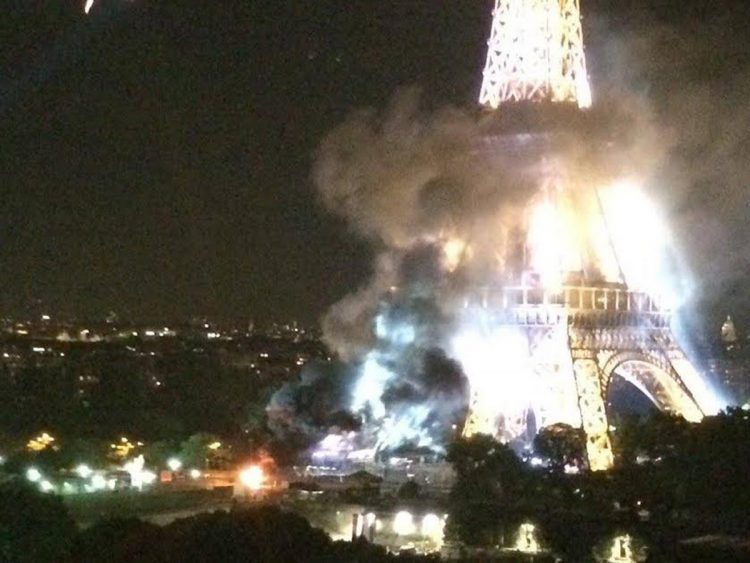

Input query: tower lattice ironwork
[464,1,718,471]
[479,0,592,109]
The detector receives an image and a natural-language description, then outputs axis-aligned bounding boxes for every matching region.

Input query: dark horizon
[2,1,749,330]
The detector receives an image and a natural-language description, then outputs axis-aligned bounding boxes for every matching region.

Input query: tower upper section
[479,0,592,110]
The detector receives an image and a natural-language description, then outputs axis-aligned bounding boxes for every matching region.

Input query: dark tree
[533,423,587,471]
[445,434,525,546]
[0,479,76,562]
[73,517,163,563]
[133,506,336,562]
[611,411,692,466]
[179,433,232,470]
[397,479,420,500]
[74,506,437,562]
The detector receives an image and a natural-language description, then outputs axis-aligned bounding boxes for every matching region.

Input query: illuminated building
[462,0,721,470]
[720,315,739,351]
[707,316,750,406]
[513,522,541,554]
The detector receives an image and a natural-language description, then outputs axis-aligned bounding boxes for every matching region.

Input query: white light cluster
[393,511,415,536]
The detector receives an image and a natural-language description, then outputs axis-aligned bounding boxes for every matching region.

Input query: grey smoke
[269,3,750,453]
[587,4,750,335]
[313,88,667,360]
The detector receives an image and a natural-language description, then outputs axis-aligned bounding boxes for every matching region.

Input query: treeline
[0,479,436,563]
[445,408,750,560]
[0,346,285,446]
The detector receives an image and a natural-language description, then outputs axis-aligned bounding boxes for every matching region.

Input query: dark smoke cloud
[267,278,469,454]
[380,347,468,432]
[266,360,359,451]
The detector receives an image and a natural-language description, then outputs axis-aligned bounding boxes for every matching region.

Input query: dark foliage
[445,435,525,546]
[446,408,750,558]
[68,506,434,563]
[0,479,76,562]
[397,479,420,500]
[74,517,163,563]
[533,423,587,471]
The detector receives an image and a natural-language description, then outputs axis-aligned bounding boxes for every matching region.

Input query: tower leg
[572,357,614,471]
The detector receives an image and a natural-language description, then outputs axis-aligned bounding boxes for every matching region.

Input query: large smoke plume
[268,88,675,456]
[267,3,749,456]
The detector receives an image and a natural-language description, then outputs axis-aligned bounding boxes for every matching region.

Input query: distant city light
[110,437,138,459]
[90,474,107,491]
[124,455,150,490]
[26,467,42,483]
[189,469,201,479]
[75,464,93,479]
[27,432,55,452]
[39,480,55,493]
[207,441,222,450]
[141,470,157,486]
[167,458,182,472]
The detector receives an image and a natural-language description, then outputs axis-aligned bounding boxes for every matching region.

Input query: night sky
[2,1,749,327]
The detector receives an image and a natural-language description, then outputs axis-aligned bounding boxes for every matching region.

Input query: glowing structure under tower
[463,0,718,471]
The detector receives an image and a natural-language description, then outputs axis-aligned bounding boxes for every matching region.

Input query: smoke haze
[266,1,750,453]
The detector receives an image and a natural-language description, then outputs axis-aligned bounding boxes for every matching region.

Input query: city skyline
[2,1,749,330]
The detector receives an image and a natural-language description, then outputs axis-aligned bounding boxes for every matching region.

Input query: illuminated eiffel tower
[479,0,591,110]
[462,0,719,471]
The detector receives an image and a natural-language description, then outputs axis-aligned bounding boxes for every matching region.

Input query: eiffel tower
[463,0,719,471]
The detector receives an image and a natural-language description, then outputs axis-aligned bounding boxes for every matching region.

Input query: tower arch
[600,352,704,423]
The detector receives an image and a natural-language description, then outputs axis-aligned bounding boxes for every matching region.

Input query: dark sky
[2,1,749,326]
